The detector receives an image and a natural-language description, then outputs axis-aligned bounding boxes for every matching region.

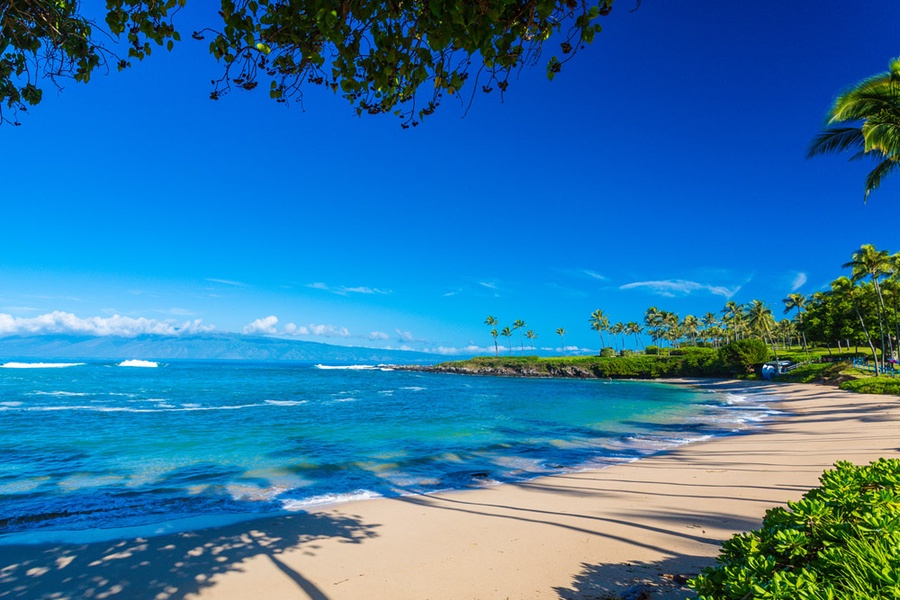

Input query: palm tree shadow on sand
[0,508,379,600]
[554,555,709,600]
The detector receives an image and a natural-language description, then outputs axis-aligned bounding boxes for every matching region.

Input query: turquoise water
[0,361,776,541]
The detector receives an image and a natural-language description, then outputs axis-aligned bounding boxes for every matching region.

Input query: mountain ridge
[0,333,445,364]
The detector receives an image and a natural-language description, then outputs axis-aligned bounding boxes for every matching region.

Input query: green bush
[619,349,634,358]
[690,459,900,599]
[645,345,660,355]
[718,339,769,374]
[840,376,900,396]
[599,347,616,358]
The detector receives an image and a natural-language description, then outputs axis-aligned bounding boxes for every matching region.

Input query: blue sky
[1,1,898,355]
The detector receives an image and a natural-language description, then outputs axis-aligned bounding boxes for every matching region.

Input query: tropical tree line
[483,244,900,373]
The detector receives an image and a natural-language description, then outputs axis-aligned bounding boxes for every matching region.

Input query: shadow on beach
[554,556,706,600]
[0,510,379,600]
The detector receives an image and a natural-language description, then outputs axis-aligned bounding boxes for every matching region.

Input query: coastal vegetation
[478,244,900,386]
[690,458,900,599]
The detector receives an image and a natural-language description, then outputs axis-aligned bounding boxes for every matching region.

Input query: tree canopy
[0,0,619,126]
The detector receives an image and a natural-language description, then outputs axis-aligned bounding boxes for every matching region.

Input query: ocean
[0,360,778,544]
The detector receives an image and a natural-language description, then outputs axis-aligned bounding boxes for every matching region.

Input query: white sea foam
[33,391,89,397]
[21,403,269,414]
[118,360,159,368]
[281,489,382,510]
[400,386,426,392]
[1,362,84,369]
[315,364,376,370]
[264,399,307,406]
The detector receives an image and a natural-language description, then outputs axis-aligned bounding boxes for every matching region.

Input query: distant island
[0,333,443,365]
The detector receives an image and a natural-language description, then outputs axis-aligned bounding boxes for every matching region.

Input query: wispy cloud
[581,269,606,281]
[206,278,247,287]
[396,329,427,343]
[368,331,390,340]
[307,282,391,296]
[791,272,808,291]
[424,344,487,356]
[243,315,279,335]
[284,322,352,338]
[479,282,498,290]
[620,279,739,299]
[0,311,211,338]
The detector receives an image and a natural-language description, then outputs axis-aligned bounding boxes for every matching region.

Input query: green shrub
[718,339,769,374]
[599,347,616,358]
[619,349,634,358]
[645,345,660,355]
[839,376,900,396]
[690,459,900,599]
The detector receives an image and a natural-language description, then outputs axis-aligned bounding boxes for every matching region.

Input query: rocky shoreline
[396,362,604,379]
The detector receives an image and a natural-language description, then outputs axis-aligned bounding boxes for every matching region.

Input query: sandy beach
[1,379,898,600]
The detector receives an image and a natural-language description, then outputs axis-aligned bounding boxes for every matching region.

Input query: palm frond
[861,121,900,158]
[831,77,900,123]
[807,127,865,158]
[864,157,900,203]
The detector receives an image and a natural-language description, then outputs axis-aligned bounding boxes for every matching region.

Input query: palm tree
[512,319,526,355]
[525,330,537,355]
[500,326,513,355]
[644,306,662,351]
[485,315,499,357]
[832,276,880,368]
[701,312,720,347]
[556,327,567,355]
[782,293,809,355]
[660,310,680,350]
[681,315,701,346]
[589,309,609,354]
[626,322,644,350]
[808,58,900,202]
[610,322,625,353]
[844,244,894,361]
[746,299,778,360]
[722,301,744,342]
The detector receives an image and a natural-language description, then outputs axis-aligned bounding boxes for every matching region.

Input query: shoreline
[1,380,898,598]
[0,377,773,548]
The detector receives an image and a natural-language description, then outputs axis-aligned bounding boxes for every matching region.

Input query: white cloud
[309,324,352,337]
[243,315,279,335]
[307,282,390,295]
[619,279,739,299]
[395,329,428,343]
[283,323,309,335]
[792,272,808,291]
[427,345,485,355]
[206,278,247,287]
[368,331,390,340]
[582,269,606,281]
[479,282,497,290]
[0,311,211,338]
[281,322,352,338]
